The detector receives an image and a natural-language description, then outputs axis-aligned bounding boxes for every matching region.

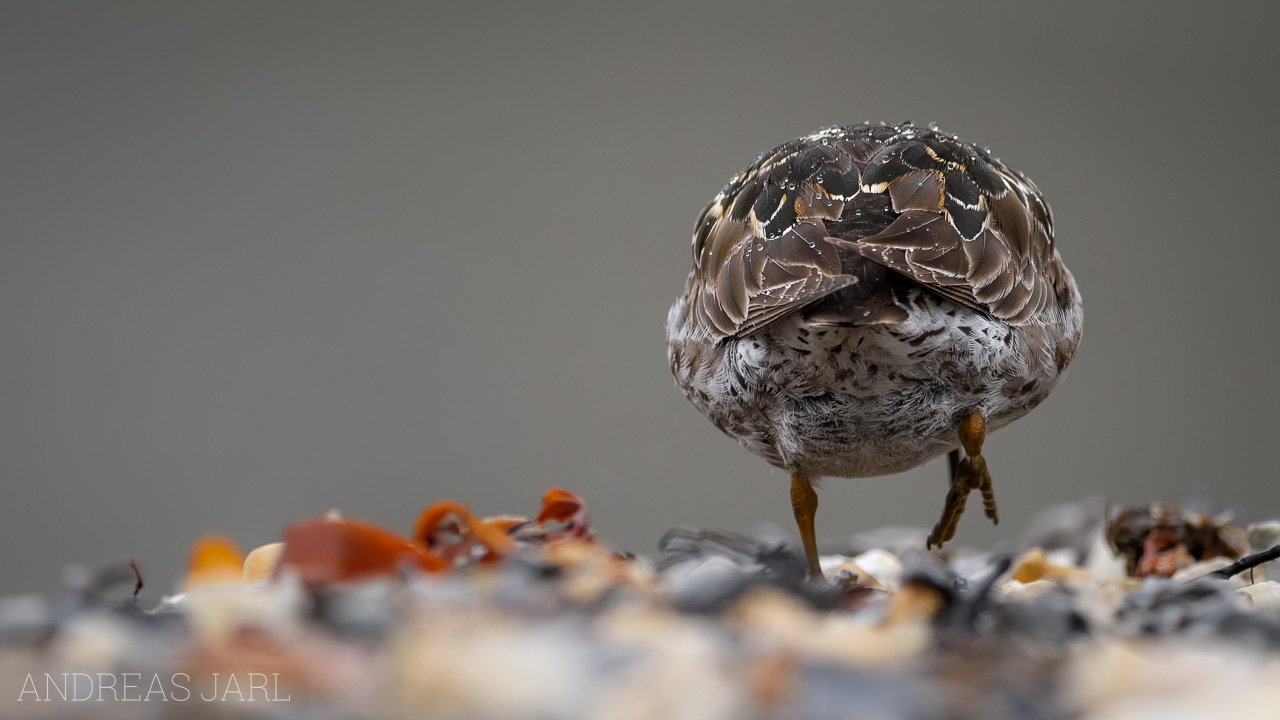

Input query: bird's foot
[927,411,998,549]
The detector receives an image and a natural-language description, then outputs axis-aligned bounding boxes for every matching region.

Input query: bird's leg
[790,472,822,578]
[927,410,998,549]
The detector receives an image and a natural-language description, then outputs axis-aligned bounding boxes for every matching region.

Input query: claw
[927,410,998,548]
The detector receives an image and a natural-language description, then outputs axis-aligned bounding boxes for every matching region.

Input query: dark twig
[935,554,1012,632]
[964,555,1013,626]
[129,559,143,599]
[1205,544,1280,580]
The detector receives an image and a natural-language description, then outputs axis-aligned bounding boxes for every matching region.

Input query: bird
[665,122,1083,577]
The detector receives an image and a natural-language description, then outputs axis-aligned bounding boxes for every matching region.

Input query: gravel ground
[3,492,1279,720]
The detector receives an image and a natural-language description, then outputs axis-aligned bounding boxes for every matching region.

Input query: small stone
[47,613,137,672]
[1000,578,1059,600]
[1238,580,1280,609]
[0,594,54,643]
[1084,532,1129,583]
[885,582,945,623]
[1170,557,1232,583]
[991,584,1089,644]
[730,587,926,668]
[661,555,757,612]
[1246,521,1280,581]
[1117,577,1242,637]
[180,571,306,644]
[315,578,402,639]
[1009,547,1090,584]
[243,542,284,584]
[656,528,808,611]
[391,611,596,720]
[1247,521,1280,553]
[840,549,902,590]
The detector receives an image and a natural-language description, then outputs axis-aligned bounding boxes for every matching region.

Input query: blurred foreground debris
[1105,503,1248,577]
[3,494,1280,720]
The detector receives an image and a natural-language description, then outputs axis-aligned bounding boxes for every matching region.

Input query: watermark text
[17,672,292,702]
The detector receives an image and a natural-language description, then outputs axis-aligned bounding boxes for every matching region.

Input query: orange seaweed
[195,487,598,585]
[278,514,445,582]
[183,534,246,591]
[1135,530,1194,577]
[534,487,592,542]
[413,501,515,566]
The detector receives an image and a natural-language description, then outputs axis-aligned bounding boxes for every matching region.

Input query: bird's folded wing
[691,217,856,339]
[851,137,1056,324]
[685,127,1058,341]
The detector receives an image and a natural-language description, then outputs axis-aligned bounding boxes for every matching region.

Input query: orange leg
[927,410,998,549]
[790,473,822,578]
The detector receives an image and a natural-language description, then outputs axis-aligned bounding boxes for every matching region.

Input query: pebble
[1238,580,1280,609]
[242,542,284,583]
[1247,521,1280,580]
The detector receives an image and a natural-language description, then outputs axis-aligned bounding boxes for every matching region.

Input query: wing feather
[682,123,1058,341]
[854,131,1055,323]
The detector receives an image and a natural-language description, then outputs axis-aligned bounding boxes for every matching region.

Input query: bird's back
[683,123,1070,341]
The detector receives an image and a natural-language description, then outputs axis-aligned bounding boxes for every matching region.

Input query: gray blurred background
[2,1,1277,599]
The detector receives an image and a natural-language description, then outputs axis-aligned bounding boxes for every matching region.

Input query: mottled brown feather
[687,124,1059,340]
